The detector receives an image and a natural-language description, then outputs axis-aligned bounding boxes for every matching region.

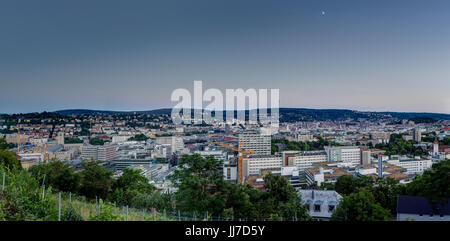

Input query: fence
[0,168,298,221]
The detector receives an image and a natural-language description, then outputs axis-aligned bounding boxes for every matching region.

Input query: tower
[433,139,439,156]
[378,154,383,178]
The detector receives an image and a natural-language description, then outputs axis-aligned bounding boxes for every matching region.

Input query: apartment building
[239,131,271,155]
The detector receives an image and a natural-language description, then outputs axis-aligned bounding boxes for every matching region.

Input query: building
[412,128,422,142]
[298,190,342,220]
[370,131,390,143]
[325,146,361,165]
[287,151,327,170]
[112,135,133,143]
[243,154,282,177]
[361,148,371,165]
[81,144,117,161]
[433,140,439,156]
[195,150,227,161]
[387,157,432,175]
[238,131,271,155]
[156,136,184,153]
[397,196,450,221]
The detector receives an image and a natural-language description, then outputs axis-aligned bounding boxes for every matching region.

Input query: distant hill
[54,108,172,115]
[53,108,450,122]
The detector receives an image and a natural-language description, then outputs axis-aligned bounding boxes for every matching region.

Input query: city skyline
[1,0,449,114]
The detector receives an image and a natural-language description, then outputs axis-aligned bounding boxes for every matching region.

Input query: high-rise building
[433,139,439,156]
[361,149,371,165]
[238,130,271,155]
[412,128,421,142]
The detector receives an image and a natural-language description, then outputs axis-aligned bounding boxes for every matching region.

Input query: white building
[239,131,271,155]
[156,136,184,153]
[81,144,117,161]
[243,154,282,177]
[387,158,432,175]
[287,151,328,170]
[195,150,227,161]
[298,189,342,220]
[325,146,361,165]
[112,135,133,144]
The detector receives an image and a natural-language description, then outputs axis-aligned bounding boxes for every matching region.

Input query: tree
[169,154,226,215]
[0,149,22,171]
[263,173,310,221]
[372,177,405,215]
[406,159,450,205]
[79,161,113,199]
[335,175,358,195]
[331,189,391,221]
[89,138,105,146]
[335,175,373,196]
[29,160,81,193]
[0,138,14,150]
[110,168,153,206]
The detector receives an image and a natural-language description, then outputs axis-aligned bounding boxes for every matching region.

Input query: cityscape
[0,0,449,235]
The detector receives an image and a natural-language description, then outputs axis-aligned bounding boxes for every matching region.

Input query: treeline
[375,133,425,156]
[271,137,341,154]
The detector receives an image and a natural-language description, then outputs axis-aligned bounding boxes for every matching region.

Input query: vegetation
[64,137,83,144]
[127,134,149,142]
[271,137,341,154]
[170,154,310,220]
[331,189,391,221]
[89,137,106,146]
[0,139,22,171]
[375,133,425,156]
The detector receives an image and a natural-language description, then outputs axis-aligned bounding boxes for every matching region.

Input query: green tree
[372,177,405,215]
[29,160,81,193]
[79,161,113,200]
[0,149,22,171]
[263,173,310,221]
[331,189,391,221]
[110,168,153,206]
[406,159,450,205]
[169,154,226,216]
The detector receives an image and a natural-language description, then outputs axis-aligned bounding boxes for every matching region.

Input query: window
[328,205,335,212]
[314,204,321,212]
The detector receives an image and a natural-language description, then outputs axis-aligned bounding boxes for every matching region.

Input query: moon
[321,11,326,15]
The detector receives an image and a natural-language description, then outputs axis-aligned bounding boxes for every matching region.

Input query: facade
[238,131,271,155]
[412,128,422,142]
[243,154,282,176]
[387,158,432,175]
[81,144,117,161]
[298,190,342,220]
[325,146,361,165]
[288,151,327,170]
[361,149,371,165]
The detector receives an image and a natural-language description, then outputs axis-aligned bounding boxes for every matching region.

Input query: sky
[0,0,449,114]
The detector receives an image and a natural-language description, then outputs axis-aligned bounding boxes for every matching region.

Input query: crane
[213,141,252,184]
[17,124,21,154]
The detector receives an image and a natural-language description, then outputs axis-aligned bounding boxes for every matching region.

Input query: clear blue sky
[1,0,449,114]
